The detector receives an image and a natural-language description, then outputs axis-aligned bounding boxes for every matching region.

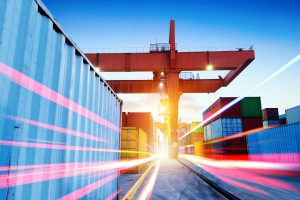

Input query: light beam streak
[6,115,109,143]
[138,158,161,200]
[58,173,119,200]
[179,54,300,141]
[0,62,120,133]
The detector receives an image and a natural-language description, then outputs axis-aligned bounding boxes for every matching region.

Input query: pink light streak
[138,158,161,200]
[105,189,122,200]
[58,173,118,200]
[0,62,120,133]
[6,115,109,143]
[180,155,299,196]
[0,156,158,188]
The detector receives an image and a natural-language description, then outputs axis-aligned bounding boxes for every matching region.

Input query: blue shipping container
[0,0,122,199]
[247,122,300,164]
[221,118,242,137]
[286,105,300,124]
[204,124,212,141]
[211,118,222,139]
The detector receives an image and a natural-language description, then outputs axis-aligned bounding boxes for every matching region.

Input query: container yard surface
[179,158,300,200]
[119,157,227,200]
[150,158,227,200]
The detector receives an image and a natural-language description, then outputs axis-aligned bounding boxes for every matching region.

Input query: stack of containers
[286,105,300,124]
[238,97,263,160]
[121,127,148,173]
[203,97,263,160]
[262,108,280,127]
[178,122,204,155]
[124,112,155,153]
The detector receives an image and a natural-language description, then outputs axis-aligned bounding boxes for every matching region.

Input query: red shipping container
[122,112,127,127]
[224,136,249,160]
[204,143,212,158]
[204,97,242,124]
[127,112,154,153]
[242,118,263,132]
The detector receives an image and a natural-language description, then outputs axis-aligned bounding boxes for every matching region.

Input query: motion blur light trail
[105,189,122,200]
[5,115,109,143]
[0,62,120,132]
[179,54,300,140]
[58,173,119,200]
[122,159,158,200]
[138,158,161,200]
[180,155,299,197]
[0,156,158,188]
[0,140,152,156]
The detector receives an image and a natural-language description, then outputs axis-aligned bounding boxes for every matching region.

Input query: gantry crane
[85,20,255,158]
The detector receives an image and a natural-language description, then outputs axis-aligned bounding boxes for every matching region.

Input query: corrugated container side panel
[286,105,300,124]
[242,118,262,132]
[247,123,300,163]
[0,0,121,199]
[241,97,262,117]
[127,112,153,152]
[122,112,127,127]
[222,118,242,137]
[204,124,212,141]
[204,143,212,158]
[211,118,222,139]
[210,97,242,121]
[226,136,248,160]
[212,141,223,159]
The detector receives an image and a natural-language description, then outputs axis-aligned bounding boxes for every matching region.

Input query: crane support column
[167,72,181,158]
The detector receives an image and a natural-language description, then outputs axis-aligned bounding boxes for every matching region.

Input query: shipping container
[202,107,211,121]
[203,143,212,158]
[122,112,127,127]
[204,124,212,141]
[211,118,223,139]
[127,112,154,153]
[212,141,223,160]
[286,105,300,124]
[247,122,300,164]
[262,108,279,121]
[121,128,147,173]
[194,141,204,156]
[223,136,249,160]
[222,118,242,137]
[279,114,286,125]
[0,0,122,199]
[189,122,204,133]
[185,134,191,145]
[209,97,242,121]
[263,120,280,127]
[241,97,262,117]
[179,146,185,154]
[242,118,262,132]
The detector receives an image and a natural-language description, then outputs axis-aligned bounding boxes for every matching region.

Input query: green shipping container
[241,97,262,117]
[190,122,204,133]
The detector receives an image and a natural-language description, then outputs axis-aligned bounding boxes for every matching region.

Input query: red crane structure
[86,20,255,158]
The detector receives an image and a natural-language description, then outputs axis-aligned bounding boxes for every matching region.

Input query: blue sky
[42,0,300,122]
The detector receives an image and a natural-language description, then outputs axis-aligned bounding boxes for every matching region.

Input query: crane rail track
[177,159,241,200]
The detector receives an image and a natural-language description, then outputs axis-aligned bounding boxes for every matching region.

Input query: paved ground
[119,158,226,200]
[179,158,300,200]
[151,158,226,200]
